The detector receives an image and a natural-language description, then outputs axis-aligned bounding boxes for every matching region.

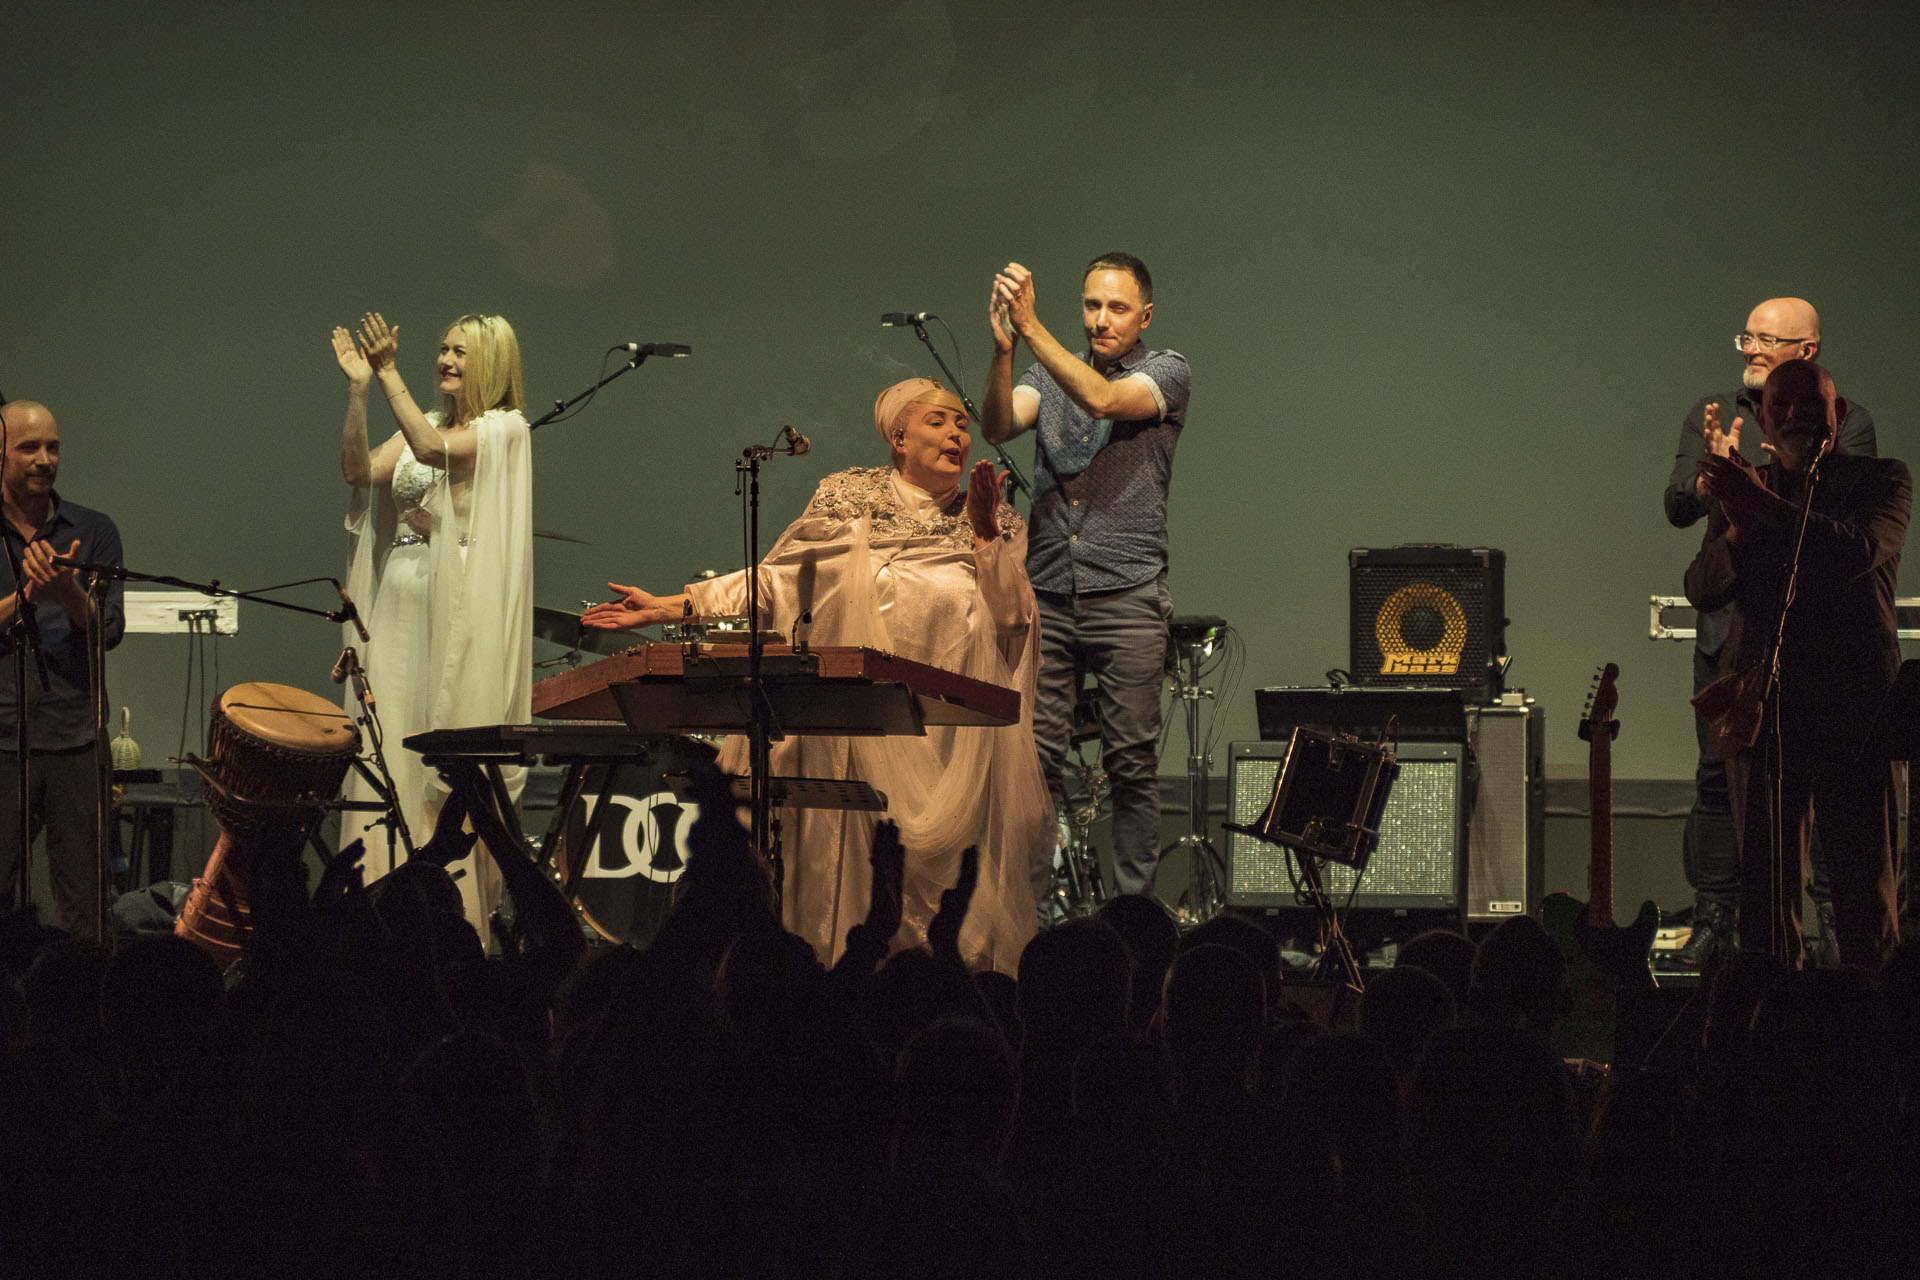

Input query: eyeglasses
[1734,332,1811,354]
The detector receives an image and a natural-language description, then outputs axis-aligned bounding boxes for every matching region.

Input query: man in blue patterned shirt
[985,253,1191,904]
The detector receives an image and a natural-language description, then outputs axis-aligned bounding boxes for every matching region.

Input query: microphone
[331,648,353,685]
[335,584,371,643]
[781,425,811,456]
[880,312,934,327]
[618,342,692,358]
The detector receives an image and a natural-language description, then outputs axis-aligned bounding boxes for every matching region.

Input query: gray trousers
[0,744,104,940]
[1033,576,1171,896]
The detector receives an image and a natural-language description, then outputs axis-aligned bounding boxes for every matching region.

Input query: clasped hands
[989,261,1035,353]
[19,538,82,603]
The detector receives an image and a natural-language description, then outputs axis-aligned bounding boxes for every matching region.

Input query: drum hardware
[1160,616,1229,926]
[1051,753,1108,922]
[534,605,641,661]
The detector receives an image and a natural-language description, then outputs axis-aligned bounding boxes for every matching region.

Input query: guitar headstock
[1577,662,1621,743]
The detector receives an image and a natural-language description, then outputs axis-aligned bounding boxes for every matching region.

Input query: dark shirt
[1665,387,1876,656]
[0,493,126,751]
[1684,453,1909,756]
[1021,342,1191,594]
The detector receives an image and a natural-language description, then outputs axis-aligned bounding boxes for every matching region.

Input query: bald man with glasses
[1663,297,1878,969]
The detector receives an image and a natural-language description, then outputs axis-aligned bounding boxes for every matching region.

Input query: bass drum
[551,735,721,947]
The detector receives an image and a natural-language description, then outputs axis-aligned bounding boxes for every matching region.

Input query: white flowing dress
[342,409,533,936]
[686,466,1051,974]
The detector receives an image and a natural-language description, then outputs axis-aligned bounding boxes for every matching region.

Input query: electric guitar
[1541,663,1658,1065]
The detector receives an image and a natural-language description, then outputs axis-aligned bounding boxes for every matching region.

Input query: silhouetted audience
[1097,892,1179,1034]
[1358,960,1455,1085]
[5,774,1920,1280]
[1394,925,1476,1009]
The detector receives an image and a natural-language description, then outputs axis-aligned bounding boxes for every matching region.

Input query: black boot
[1671,897,1736,971]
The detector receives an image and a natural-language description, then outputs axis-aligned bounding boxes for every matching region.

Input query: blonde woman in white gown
[584,378,1051,974]
[332,311,533,939]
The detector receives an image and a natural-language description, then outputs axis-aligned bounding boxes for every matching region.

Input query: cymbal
[534,527,587,544]
[533,605,639,655]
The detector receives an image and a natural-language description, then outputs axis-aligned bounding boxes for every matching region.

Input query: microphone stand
[85,572,113,944]
[736,429,809,911]
[530,343,690,432]
[334,646,416,870]
[903,319,1033,506]
[3,533,52,917]
[1747,434,1831,962]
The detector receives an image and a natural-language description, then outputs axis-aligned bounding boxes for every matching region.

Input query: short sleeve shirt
[1020,343,1190,594]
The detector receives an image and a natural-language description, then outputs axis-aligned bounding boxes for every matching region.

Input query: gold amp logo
[1375,582,1467,676]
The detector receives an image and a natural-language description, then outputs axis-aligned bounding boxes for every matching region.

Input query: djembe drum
[175,683,360,968]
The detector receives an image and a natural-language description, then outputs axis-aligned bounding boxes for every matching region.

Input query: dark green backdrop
[8,0,1917,788]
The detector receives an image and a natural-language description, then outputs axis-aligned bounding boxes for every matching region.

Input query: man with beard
[1686,359,1907,968]
[1663,298,1876,967]
[0,400,125,939]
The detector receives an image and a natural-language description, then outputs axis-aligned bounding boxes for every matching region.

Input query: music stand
[1223,724,1401,1004]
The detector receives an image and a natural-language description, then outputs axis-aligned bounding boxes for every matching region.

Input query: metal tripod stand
[1050,683,1109,920]
[1160,616,1227,924]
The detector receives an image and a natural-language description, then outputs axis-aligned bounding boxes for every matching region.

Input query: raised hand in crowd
[837,820,905,978]
[927,843,979,969]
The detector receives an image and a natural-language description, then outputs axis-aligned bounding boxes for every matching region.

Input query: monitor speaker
[1225,738,1465,912]
[1464,698,1546,921]
[1350,546,1506,701]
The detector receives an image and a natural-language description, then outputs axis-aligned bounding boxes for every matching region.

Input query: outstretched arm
[582,582,694,630]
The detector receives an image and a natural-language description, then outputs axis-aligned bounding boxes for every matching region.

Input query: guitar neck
[1587,729,1613,928]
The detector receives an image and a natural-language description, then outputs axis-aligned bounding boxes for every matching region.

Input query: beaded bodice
[391,444,440,523]
[802,467,1022,552]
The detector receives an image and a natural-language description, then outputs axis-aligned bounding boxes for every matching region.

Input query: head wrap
[873,378,965,446]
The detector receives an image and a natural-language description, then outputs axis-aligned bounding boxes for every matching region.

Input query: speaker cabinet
[1350,546,1506,701]
[1226,738,1466,912]
[1464,698,1545,922]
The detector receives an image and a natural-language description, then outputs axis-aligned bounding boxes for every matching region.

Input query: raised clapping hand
[993,262,1036,337]
[331,327,373,387]
[989,283,1015,355]
[965,459,1007,543]
[861,821,906,945]
[926,844,979,967]
[356,311,399,374]
[1703,402,1742,460]
[1698,402,1765,516]
[582,582,680,630]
